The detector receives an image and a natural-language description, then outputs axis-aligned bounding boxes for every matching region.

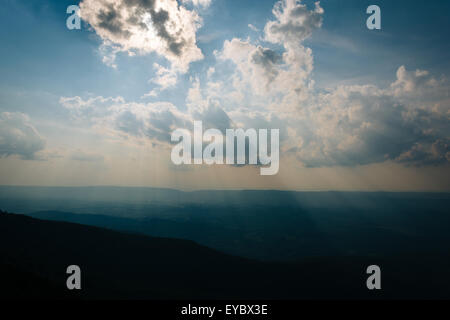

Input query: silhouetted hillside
[3,187,450,261]
[1,210,450,299]
[28,199,450,262]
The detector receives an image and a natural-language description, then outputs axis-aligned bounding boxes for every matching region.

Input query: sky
[0,0,449,191]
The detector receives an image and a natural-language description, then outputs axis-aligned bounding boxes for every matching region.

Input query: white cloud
[65,0,449,169]
[148,63,179,94]
[219,38,280,95]
[79,0,205,73]
[291,67,450,167]
[182,0,212,8]
[264,0,323,45]
[60,96,192,145]
[248,24,259,32]
[205,0,450,168]
[214,1,323,113]
[0,112,46,160]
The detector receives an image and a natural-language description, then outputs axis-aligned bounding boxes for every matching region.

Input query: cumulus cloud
[62,0,449,170]
[219,38,281,95]
[79,0,205,72]
[217,39,313,107]
[390,66,449,105]
[60,96,191,144]
[216,1,322,111]
[207,0,450,168]
[291,67,450,167]
[60,65,450,169]
[264,0,323,45]
[0,112,46,160]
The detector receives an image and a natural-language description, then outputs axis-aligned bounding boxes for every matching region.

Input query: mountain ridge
[1,210,450,299]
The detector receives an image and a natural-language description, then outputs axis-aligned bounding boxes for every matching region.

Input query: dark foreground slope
[1,211,449,300]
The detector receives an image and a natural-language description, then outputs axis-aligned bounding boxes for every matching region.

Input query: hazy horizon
[1,184,450,193]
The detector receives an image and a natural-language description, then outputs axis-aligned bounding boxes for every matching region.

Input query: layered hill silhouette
[2,187,450,263]
[1,210,450,300]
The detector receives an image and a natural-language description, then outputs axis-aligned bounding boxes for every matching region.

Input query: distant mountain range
[1,185,449,211]
[1,210,450,299]
[1,187,450,299]
[24,206,449,262]
[1,187,450,261]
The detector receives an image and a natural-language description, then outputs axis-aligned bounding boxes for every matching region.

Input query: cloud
[248,24,259,32]
[60,64,450,169]
[217,38,313,105]
[390,66,448,102]
[0,112,46,160]
[292,67,450,167]
[264,0,323,45]
[219,38,281,94]
[395,139,450,166]
[182,0,211,8]
[207,0,450,168]
[185,77,233,131]
[64,0,449,170]
[216,1,322,109]
[142,62,179,97]
[79,0,205,73]
[192,101,232,132]
[60,96,191,145]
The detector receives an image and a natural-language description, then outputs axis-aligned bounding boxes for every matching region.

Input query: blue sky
[0,0,449,190]
[2,0,449,101]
